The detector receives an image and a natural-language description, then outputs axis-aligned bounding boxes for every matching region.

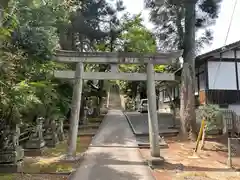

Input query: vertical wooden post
[194,119,205,152]
[227,137,232,167]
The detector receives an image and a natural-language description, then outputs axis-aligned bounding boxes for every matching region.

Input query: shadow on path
[71,110,154,180]
[71,149,153,180]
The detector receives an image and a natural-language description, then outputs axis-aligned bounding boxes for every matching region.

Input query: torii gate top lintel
[54,50,182,81]
[54,50,183,64]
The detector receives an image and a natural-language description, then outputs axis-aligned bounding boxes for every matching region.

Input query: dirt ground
[139,136,240,180]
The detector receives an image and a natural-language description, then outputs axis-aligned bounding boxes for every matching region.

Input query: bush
[197,104,223,132]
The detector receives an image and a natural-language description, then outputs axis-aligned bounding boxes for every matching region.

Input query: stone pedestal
[24,139,45,156]
[45,132,59,147]
[25,139,45,149]
[25,117,46,156]
[0,124,24,173]
[147,156,165,168]
[24,147,45,156]
[0,161,23,173]
[44,119,59,147]
[0,146,24,164]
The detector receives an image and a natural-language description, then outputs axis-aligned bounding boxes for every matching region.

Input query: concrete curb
[123,112,137,135]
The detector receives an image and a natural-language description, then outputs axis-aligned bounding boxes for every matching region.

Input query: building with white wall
[159,40,240,114]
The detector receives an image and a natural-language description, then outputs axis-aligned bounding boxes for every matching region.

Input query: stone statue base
[0,161,23,173]
[0,146,24,173]
[0,146,24,164]
[25,139,45,149]
[58,133,65,142]
[24,147,46,156]
[44,133,59,147]
[24,138,46,156]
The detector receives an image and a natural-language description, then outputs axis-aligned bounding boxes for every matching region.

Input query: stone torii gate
[54,50,182,161]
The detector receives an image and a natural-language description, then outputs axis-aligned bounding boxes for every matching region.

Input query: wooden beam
[54,71,177,81]
[234,49,239,90]
[54,50,183,64]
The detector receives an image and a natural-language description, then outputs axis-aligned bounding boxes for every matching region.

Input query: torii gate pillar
[147,62,160,157]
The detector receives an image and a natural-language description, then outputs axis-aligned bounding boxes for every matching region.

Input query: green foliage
[116,14,164,99]
[0,0,127,129]
[145,0,222,51]
[9,0,60,60]
[197,104,222,131]
[0,1,72,128]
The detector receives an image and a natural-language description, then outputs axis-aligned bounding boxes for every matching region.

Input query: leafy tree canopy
[145,0,222,51]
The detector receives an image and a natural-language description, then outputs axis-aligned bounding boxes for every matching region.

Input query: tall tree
[145,0,221,52]
[145,0,222,140]
[181,0,197,140]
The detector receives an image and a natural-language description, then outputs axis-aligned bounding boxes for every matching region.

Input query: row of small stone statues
[25,117,65,149]
[0,117,65,170]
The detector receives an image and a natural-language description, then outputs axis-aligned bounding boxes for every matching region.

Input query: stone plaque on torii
[54,50,182,161]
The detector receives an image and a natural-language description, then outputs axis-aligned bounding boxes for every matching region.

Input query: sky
[122,0,240,54]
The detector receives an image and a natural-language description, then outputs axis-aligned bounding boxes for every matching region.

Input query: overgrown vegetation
[196,104,222,149]
[0,0,126,130]
[0,1,72,136]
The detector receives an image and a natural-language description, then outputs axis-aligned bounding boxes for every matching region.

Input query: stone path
[71,110,155,180]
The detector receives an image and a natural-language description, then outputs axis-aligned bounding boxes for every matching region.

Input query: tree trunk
[166,85,176,127]
[95,80,104,116]
[175,6,184,50]
[180,1,197,140]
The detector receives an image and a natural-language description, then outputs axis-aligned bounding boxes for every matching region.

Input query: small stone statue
[44,119,59,147]
[0,123,24,166]
[83,107,88,125]
[36,117,44,139]
[1,124,20,151]
[25,117,45,149]
[1,125,12,150]
[12,124,20,148]
[56,118,65,141]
